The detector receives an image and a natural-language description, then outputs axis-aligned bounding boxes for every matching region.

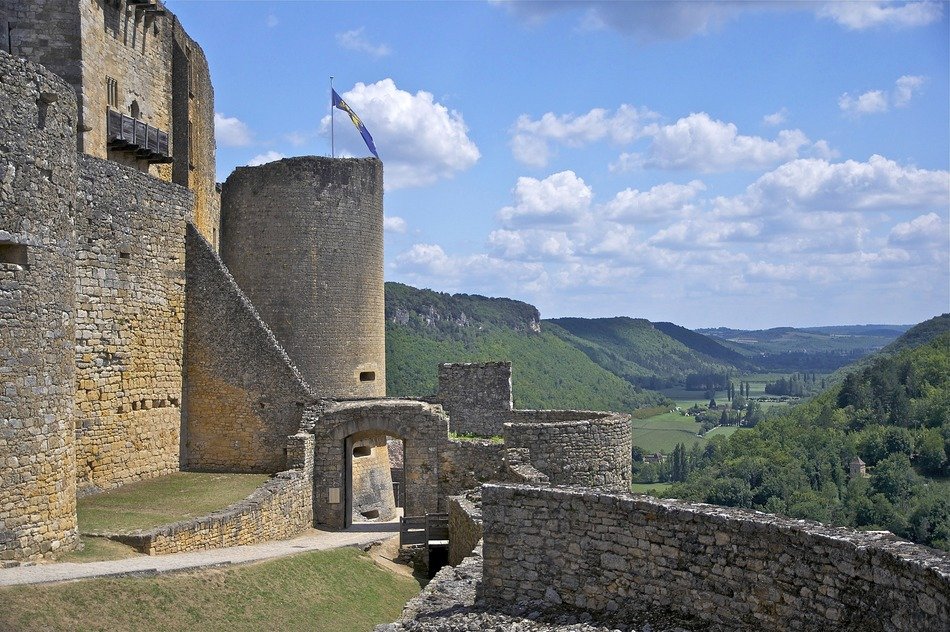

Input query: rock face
[220,157,385,401]
[0,51,80,561]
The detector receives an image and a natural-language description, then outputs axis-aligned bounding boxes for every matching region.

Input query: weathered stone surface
[183,223,315,473]
[448,491,483,567]
[437,362,512,436]
[220,157,385,400]
[480,484,950,632]
[73,155,191,493]
[0,49,80,561]
[351,433,398,522]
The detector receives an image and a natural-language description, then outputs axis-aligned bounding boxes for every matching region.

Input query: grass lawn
[705,426,740,440]
[630,482,672,495]
[60,536,142,563]
[0,547,419,632]
[631,411,705,453]
[78,472,270,533]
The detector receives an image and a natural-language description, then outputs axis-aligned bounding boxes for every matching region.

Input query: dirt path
[0,522,402,587]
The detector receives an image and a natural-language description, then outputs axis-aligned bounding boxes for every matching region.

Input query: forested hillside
[667,331,950,551]
[384,283,667,412]
[545,317,737,389]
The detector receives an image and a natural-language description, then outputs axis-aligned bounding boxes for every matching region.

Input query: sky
[167,0,950,329]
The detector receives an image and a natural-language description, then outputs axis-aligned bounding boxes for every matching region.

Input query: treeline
[764,373,824,397]
[665,333,950,551]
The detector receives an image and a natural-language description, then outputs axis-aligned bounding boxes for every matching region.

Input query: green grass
[630,482,672,495]
[705,426,740,440]
[0,547,419,632]
[631,411,705,453]
[78,472,270,533]
[60,536,142,563]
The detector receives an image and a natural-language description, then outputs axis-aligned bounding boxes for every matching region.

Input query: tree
[870,453,921,504]
[631,444,645,463]
[915,429,947,475]
[719,409,728,426]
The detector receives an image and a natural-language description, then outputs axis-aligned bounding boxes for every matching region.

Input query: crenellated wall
[481,484,950,632]
[0,50,80,561]
[74,155,191,493]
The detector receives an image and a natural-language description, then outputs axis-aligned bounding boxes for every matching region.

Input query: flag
[332,88,379,158]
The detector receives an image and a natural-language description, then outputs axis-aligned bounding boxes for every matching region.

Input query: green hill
[384,283,667,412]
[545,317,737,388]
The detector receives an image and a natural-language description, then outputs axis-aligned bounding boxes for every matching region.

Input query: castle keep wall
[350,433,397,522]
[504,412,632,491]
[220,157,385,400]
[74,155,191,493]
[437,362,512,436]
[481,484,950,632]
[183,224,315,473]
[0,51,80,560]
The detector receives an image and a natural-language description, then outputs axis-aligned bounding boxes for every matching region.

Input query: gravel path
[0,522,399,586]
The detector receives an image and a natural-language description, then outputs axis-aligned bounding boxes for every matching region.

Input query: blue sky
[167,0,949,329]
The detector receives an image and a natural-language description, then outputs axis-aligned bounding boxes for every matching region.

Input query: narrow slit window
[0,243,28,268]
[359,371,375,382]
[106,77,118,108]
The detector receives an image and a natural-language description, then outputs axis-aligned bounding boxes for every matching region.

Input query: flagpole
[330,76,335,158]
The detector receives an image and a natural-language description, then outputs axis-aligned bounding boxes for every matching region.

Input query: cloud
[605,180,706,223]
[817,1,943,30]
[626,113,811,172]
[336,27,391,57]
[266,14,279,28]
[214,113,252,147]
[763,108,788,127]
[496,1,941,44]
[722,155,950,215]
[384,215,407,233]
[888,212,945,245]
[497,171,593,227]
[246,151,285,166]
[319,79,480,189]
[510,105,659,167]
[839,75,927,116]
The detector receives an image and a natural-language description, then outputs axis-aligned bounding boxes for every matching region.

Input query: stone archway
[312,399,449,529]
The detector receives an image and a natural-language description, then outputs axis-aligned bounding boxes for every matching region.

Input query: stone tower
[219,157,386,400]
[0,52,80,560]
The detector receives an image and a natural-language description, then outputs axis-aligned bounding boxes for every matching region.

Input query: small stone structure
[437,361,512,435]
[479,484,950,631]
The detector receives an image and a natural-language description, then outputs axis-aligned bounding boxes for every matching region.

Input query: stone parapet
[109,433,314,555]
[436,362,512,436]
[447,490,483,566]
[481,484,950,632]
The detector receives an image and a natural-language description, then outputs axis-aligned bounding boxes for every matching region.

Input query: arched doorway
[312,399,449,529]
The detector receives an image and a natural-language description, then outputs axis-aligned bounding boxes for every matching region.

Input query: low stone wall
[440,439,506,498]
[111,433,314,555]
[447,490,483,566]
[503,412,631,491]
[481,484,950,632]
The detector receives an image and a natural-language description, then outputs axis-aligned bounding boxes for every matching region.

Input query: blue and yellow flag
[332,89,379,159]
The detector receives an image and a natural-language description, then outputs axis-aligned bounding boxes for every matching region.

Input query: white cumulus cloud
[320,79,480,189]
[763,108,788,127]
[336,27,391,58]
[246,150,285,166]
[631,112,811,172]
[605,180,706,223]
[497,171,593,227]
[839,75,927,116]
[510,105,658,167]
[888,212,945,245]
[384,215,407,233]
[215,113,252,147]
[817,1,943,30]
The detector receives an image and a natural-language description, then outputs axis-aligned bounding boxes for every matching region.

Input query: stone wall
[0,51,80,561]
[436,362,512,436]
[447,491,483,567]
[0,0,219,242]
[351,433,397,522]
[113,432,314,555]
[439,439,507,498]
[74,155,191,493]
[504,412,631,491]
[220,157,385,400]
[183,224,315,473]
[481,484,950,632]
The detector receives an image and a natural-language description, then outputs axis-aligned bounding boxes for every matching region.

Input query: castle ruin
[1,3,947,630]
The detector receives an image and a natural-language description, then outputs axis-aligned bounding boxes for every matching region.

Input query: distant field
[630,482,672,495]
[631,411,705,453]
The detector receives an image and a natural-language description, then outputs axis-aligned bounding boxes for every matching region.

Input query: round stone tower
[0,53,79,560]
[220,157,385,399]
